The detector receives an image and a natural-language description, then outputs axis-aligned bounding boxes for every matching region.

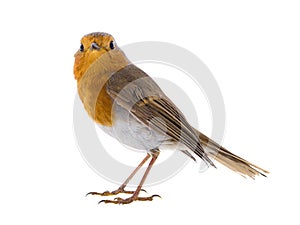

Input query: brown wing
[106,64,215,167]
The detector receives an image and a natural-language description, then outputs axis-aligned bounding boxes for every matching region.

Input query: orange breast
[93,82,113,126]
[74,46,129,127]
[77,75,114,127]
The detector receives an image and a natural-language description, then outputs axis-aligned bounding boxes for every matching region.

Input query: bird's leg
[99,149,161,204]
[86,153,151,197]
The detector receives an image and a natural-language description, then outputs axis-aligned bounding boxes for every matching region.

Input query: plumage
[74,32,268,204]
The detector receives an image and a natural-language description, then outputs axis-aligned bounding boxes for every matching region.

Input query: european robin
[74,32,268,205]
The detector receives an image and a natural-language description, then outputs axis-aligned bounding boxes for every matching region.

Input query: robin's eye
[109,41,115,50]
[80,44,84,52]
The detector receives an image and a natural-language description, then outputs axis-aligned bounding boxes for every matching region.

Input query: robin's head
[73,32,120,80]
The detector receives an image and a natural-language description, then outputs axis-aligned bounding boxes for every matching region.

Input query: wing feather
[106,64,215,167]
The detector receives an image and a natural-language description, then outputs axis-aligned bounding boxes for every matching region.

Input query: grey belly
[98,104,170,151]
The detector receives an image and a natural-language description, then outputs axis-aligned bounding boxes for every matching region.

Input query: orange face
[73,32,116,80]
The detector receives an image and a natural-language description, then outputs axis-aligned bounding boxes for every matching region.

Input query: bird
[73,32,269,205]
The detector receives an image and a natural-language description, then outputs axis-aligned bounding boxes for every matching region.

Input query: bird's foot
[86,188,147,197]
[98,194,161,205]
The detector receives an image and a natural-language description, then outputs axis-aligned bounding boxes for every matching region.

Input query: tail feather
[193,128,269,179]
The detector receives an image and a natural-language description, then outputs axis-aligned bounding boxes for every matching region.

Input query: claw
[140,189,148,193]
[151,194,162,199]
[86,192,101,197]
[98,200,107,205]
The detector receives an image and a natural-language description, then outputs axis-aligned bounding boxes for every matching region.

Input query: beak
[91,42,100,50]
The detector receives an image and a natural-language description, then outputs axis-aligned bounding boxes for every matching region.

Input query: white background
[1,0,299,224]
